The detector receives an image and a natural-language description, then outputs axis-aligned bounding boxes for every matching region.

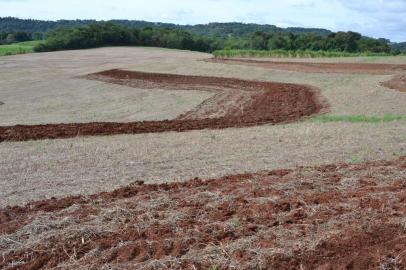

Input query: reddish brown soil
[382,75,406,92]
[207,58,406,75]
[1,157,405,269]
[0,70,326,142]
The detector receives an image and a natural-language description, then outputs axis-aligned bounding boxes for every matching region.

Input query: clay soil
[208,58,406,75]
[382,75,406,92]
[0,70,325,142]
[1,157,405,269]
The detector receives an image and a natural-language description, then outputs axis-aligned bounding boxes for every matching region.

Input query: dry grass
[1,158,405,269]
[1,47,406,206]
[0,48,212,125]
[228,55,406,64]
[1,121,405,206]
[1,47,406,126]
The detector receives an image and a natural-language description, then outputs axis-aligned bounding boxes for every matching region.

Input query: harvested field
[382,75,406,92]
[0,69,325,142]
[1,48,406,207]
[207,58,406,75]
[1,47,406,270]
[1,157,405,269]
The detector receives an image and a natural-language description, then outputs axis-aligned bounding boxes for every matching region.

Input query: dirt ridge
[0,70,326,142]
[1,157,405,269]
[207,58,406,75]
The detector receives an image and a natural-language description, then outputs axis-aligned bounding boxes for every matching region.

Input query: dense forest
[1,17,403,54]
[392,42,406,53]
[33,22,393,54]
[0,31,30,45]
[0,17,332,37]
[34,23,217,52]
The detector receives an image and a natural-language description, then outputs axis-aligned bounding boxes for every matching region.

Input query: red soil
[381,74,406,92]
[1,157,405,269]
[0,70,326,142]
[207,58,406,75]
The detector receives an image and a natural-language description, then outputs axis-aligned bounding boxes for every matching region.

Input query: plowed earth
[381,75,406,92]
[1,157,405,269]
[207,58,406,75]
[0,70,325,142]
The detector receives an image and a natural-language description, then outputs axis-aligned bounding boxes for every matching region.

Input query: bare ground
[1,47,406,125]
[382,74,406,92]
[1,47,406,206]
[216,55,406,64]
[1,157,405,269]
[1,121,405,207]
[207,58,406,75]
[1,47,406,269]
[0,69,325,142]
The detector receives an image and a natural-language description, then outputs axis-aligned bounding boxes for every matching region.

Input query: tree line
[2,17,404,54]
[34,23,218,52]
[0,17,332,37]
[34,22,396,55]
[244,31,391,53]
[0,31,43,45]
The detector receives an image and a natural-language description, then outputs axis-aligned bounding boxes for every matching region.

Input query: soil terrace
[1,157,405,269]
[0,69,326,142]
[207,58,406,75]
[381,75,406,92]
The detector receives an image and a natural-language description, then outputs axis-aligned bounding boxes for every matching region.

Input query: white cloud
[0,0,405,41]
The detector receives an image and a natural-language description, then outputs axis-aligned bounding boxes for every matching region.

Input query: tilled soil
[382,75,406,92]
[0,70,325,142]
[1,157,405,269]
[207,58,406,75]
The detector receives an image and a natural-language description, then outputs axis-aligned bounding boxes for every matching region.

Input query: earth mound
[1,157,405,269]
[0,70,326,142]
[382,75,406,92]
[207,58,406,75]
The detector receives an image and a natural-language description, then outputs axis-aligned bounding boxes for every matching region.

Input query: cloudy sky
[1,0,405,42]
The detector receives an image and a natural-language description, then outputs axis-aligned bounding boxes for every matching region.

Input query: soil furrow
[0,70,326,142]
[1,157,405,269]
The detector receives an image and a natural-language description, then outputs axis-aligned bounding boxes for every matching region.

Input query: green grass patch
[311,115,406,123]
[213,49,392,58]
[0,40,44,56]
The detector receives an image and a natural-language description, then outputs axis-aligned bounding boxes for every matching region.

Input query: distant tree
[251,31,269,50]
[5,33,15,43]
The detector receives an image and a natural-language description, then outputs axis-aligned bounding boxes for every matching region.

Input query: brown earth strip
[1,157,405,269]
[0,70,326,142]
[207,58,406,75]
[381,74,406,92]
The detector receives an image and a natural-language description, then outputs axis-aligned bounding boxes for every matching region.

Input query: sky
[0,0,405,42]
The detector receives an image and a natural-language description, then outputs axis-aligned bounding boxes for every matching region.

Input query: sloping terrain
[0,70,325,142]
[207,58,406,75]
[382,75,406,92]
[1,157,405,269]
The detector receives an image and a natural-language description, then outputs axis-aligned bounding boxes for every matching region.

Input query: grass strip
[311,115,406,123]
[0,40,44,56]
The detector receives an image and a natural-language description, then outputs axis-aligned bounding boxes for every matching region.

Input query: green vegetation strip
[311,115,406,123]
[0,40,44,56]
[213,49,392,58]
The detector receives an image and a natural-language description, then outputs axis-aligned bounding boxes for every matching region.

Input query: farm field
[0,40,43,56]
[1,47,406,269]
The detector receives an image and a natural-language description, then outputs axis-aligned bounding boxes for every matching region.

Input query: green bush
[34,22,216,53]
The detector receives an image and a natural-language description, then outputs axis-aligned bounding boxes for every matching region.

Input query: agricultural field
[0,40,43,56]
[1,47,406,269]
